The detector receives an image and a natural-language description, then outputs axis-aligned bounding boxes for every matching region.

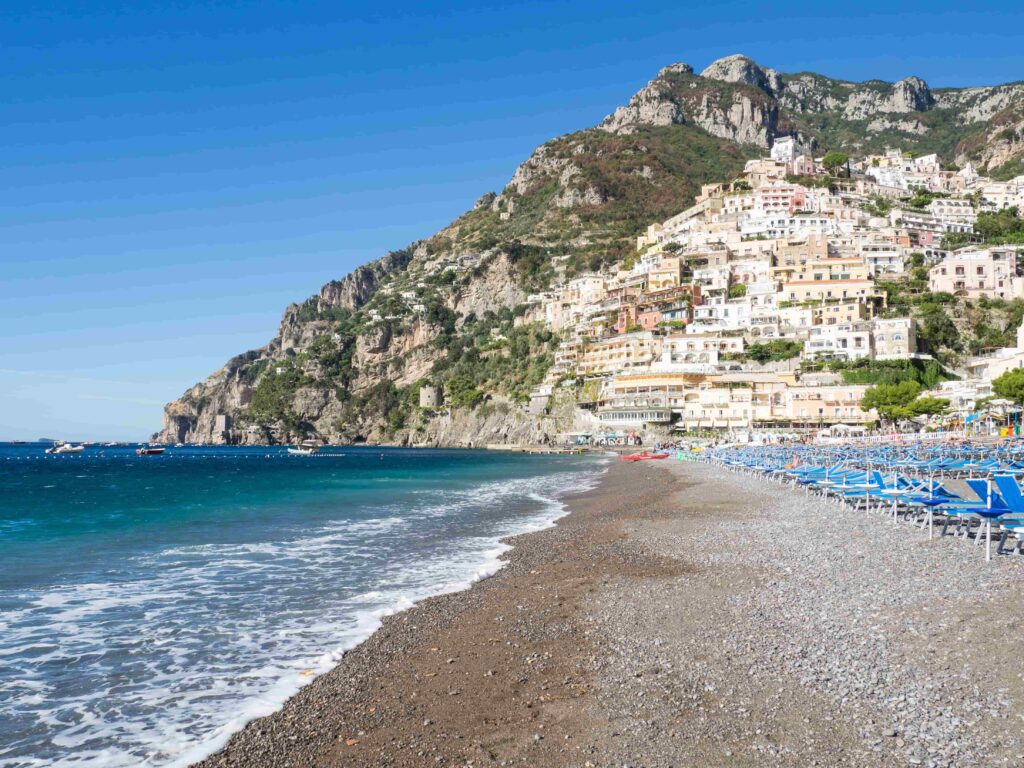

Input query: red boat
[136,447,165,455]
[620,451,670,462]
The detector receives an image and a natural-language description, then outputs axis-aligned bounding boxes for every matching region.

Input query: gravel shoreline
[194,459,1024,768]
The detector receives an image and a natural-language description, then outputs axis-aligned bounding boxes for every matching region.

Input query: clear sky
[3,0,1024,440]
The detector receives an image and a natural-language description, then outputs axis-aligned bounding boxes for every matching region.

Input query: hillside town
[518,138,1024,441]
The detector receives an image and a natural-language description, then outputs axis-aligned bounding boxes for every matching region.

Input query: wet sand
[196,459,1024,768]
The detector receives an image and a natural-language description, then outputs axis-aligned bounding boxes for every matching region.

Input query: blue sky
[3,0,1024,440]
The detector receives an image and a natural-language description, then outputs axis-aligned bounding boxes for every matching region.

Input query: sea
[0,443,607,767]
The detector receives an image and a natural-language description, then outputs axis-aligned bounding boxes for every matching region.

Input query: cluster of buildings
[520,143,1024,437]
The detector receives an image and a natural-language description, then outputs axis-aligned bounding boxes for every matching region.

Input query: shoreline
[168,486,584,768]
[194,458,1024,767]
[191,456,674,767]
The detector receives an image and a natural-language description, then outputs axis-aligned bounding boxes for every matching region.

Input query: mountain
[158,55,1024,446]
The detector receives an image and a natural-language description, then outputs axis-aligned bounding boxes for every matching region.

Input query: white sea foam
[0,460,606,768]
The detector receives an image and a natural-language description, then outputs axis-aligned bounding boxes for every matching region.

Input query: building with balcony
[928,248,1024,300]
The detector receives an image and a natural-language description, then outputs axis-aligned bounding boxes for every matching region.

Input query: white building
[803,322,872,360]
[770,136,807,163]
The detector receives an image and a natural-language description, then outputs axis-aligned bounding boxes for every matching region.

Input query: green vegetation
[861,381,949,422]
[429,308,557,405]
[445,376,485,409]
[454,122,758,283]
[862,195,893,217]
[784,174,833,189]
[818,358,950,387]
[975,207,1024,244]
[745,339,803,364]
[917,302,961,355]
[656,319,688,331]
[728,283,747,298]
[822,151,849,176]
[906,189,946,209]
[247,364,308,430]
[333,380,415,437]
[943,207,1024,250]
[993,368,1024,405]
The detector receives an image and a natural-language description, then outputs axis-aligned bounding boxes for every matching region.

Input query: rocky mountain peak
[699,54,783,95]
[892,75,934,111]
[655,62,694,79]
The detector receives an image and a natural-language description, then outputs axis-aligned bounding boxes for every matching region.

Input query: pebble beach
[195,458,1024,768]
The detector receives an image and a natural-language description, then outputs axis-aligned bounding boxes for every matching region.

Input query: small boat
[136,446,165,455]
[620,450,670,462]
[287,440,322,456]
[46,441,85,454]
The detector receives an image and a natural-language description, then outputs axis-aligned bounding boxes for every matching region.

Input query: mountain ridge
[158,55,1024,445]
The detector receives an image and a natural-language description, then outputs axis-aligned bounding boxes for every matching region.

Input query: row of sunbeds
[711,444,1024,561]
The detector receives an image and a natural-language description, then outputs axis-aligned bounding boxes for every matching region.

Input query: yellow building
[578,332,661,377]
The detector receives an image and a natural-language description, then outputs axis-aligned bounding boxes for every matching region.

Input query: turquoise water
[0,444,606,767]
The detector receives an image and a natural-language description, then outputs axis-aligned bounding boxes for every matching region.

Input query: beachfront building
[783,382,875,426]
[578,331,661,376]
[596,369,876,432]
[596,372,697,426]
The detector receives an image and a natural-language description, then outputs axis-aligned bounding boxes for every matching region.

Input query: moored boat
[136,446,166,455]
[46,441,85,454]
[287,440,322,456]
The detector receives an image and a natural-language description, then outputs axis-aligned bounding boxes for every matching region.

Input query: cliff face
[158,55,1024,446]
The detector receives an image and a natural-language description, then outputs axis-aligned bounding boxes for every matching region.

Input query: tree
[746,339,803,364]
[974,207,1024,244]
[822,151,849,177]
[907,396,950,417]
[917,303,961,354]
[728,283,747,298]
[993,368,1024,405]
[861,382,950,422]
[861,381,923,421]
[446,375,485,409]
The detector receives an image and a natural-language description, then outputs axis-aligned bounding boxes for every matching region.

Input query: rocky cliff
[158,55,1024,446]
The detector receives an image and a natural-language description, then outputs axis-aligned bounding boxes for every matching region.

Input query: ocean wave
[0,457,606,767]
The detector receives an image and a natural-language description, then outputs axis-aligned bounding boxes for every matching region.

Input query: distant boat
[287,440,321,456]
[136,447,165,455]
[46,441,85,454]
